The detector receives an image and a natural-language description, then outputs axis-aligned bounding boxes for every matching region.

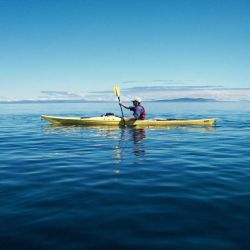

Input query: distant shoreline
[0,98,249,104]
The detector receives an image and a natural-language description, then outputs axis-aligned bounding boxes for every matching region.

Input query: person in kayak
[120,97,146,120]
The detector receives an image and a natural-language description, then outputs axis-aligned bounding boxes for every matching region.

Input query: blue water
[1,102,250,249]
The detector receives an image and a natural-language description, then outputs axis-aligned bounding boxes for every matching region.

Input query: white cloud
[1,87,250,103]
[40,91,86,99]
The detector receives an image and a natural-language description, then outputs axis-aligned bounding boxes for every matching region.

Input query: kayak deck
[41,115,218,127]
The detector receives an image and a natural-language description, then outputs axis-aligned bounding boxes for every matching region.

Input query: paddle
[114,85,125,125]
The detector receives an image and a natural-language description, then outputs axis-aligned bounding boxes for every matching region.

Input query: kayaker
[120,97,146,120]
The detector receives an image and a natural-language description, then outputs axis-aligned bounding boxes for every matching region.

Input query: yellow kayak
[41,115,218,127]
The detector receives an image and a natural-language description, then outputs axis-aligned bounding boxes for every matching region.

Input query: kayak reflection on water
[113,128,146,162]
[42,125,147,159]
[120,128,146,157]
[132,128,146,156]
[42,124,218,167]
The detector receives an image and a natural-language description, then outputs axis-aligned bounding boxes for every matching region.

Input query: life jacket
[138,105,146,120]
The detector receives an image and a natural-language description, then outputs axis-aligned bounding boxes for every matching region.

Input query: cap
[133,97,142,103]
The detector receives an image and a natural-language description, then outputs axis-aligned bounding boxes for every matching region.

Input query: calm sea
[0,102,250,250]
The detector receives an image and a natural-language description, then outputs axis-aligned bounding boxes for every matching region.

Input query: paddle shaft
[114,85,126,125]
[118,96,125,119]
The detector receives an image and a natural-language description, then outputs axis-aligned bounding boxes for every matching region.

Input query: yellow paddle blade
[113,85,120,97]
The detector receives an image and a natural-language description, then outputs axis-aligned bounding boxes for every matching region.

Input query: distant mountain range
[1,97,249,104]
[0,98,215,103]
[0,99,105,104]
[153,98,217,102]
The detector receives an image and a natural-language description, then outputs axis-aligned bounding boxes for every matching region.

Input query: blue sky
[0,0,250,100]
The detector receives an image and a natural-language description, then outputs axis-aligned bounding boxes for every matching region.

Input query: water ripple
[1,103,250,249]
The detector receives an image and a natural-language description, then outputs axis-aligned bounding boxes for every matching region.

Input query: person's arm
[119,103,130,109]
